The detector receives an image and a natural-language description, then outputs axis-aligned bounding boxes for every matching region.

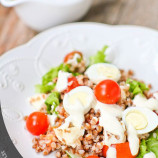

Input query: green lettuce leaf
[35,84,56,93]
[45,92,60,115]
[42,63,70,85]
[148,129,158,140]
[136,140,148,158]
[89,45,109,65]
[137,129,158,158]
[126,78,149,96]
[146,129,158,157]
[35,64,70,93]
[146,140,158,157]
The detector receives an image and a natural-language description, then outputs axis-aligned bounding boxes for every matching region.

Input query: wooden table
[1,0,158,55]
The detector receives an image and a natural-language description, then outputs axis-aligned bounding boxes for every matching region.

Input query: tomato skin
[64,51,82,63]
[86,156,100,158]
[26,112,49,136]
[65,77,81,93]
[112,142,137,158]
[102,143,137,158]
[102,145,109,157]
[94,79,121,104]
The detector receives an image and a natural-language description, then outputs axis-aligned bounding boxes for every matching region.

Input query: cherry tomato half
[65,77,81,93]
[103,142,137,158]
[64,51,83,63]
[86,156,100,158]
[94,79,121,104]
[26,112,49,136]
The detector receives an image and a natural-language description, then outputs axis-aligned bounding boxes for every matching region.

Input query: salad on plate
[25,46,158,158]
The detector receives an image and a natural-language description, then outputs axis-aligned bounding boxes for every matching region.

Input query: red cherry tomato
[64,51,82,63]
[65,77,81,93]
[94,79,121,104]
[26,112,49,136]
[103,143,137,158]
[86,156,100,158]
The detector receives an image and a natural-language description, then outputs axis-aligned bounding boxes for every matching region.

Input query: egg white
[85,63,121,84]
[123,107,158,134]
[63,86,96,114]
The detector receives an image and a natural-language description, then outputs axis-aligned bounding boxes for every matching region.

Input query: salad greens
[35,64,70,93]
[35,63,80,93]
[89,45,109,65]
[137,140,148,158]
[137,129,158,158]
[126,78,149,97]
[42,64,70,85]
[35,84,56,94]
[45,92,60,115]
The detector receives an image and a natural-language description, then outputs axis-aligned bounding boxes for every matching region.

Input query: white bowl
[0,0,92,31]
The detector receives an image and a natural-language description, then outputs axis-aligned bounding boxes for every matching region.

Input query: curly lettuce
[35,64,70,93]
[45,91,60,115]
[137,140,148,158]
[126,79,149,97]
[137,129,158,158]
[35,84,56,93]
[89,45,109,65]
[42,64,70,85]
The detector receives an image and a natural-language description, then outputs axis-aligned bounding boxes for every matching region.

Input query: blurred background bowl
[1,0,92,31]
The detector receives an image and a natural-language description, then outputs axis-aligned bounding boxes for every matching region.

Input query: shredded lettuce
[126,78,149,96]
[137,129,158,158]
[89,45,109,65]
[146,129,158,157]
[45,92,60,115]
[35,84,56,93]
[35,64,70,93]
[136,140,148,158]
[42,63,70,85]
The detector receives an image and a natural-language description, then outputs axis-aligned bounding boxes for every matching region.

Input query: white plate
[0,22,158,158]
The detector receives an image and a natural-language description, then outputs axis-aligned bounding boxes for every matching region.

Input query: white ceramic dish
[0,0,92,31]
[1,22,158,158]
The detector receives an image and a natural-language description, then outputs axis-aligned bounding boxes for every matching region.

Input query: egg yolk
[125,110,148,130]
[68,92,88,105]
[97,66,118,78]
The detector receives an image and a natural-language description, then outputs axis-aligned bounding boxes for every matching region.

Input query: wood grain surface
[0,0,158,55]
